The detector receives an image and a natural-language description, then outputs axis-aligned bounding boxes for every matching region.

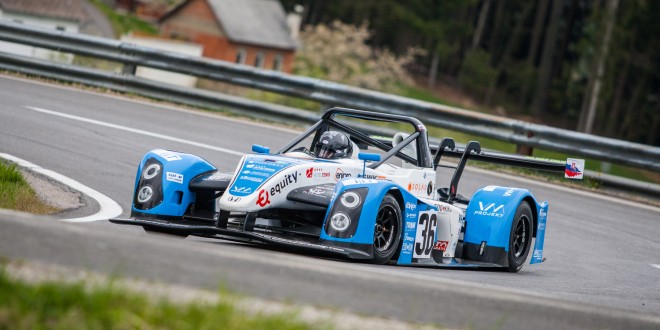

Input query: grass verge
[89,0,158,36]
[0,267,320,330]
[0,162,59,214]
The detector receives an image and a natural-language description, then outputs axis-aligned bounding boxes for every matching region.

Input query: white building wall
[0,11,79,64]
[120,35,203,88]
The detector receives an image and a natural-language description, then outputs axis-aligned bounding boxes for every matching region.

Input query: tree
[531,0,563,117]
[577,0,619,133]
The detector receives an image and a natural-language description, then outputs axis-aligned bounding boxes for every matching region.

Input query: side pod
[131,149,216,218]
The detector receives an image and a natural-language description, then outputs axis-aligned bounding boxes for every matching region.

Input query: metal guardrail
[0,20,658,173]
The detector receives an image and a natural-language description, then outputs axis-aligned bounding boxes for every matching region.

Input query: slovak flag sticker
[565,158,585,179]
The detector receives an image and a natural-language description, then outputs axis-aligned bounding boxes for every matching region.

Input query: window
[273,54,283,71]
[235,49,246,64]
[56,26,66,31]
[254,52,265,68]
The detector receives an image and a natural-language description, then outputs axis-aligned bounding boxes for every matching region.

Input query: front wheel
[506,201,533,272]
[370,194,402,264]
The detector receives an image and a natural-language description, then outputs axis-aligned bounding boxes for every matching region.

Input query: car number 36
[414,211,438,258]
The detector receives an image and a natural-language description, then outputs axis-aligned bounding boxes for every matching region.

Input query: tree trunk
[488,0,507,64]
[618,74,647,139]
[484,1,535,105]
[527,0,550,67]
[531,0,563,117]
[471,0,491,50]
[605,55,630,136]
[580,0,619,134]
[428,48,440,89]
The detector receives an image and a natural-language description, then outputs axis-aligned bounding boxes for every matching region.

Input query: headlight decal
[325,188,368,238]
[133,157,164,210]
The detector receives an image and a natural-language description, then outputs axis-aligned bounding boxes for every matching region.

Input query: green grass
[0,162,59,214]
[0,268,321,330]
[89,0,158,36]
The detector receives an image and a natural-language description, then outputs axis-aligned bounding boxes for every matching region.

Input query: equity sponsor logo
[269,172,299,196]
[165,172,183,184]
[473,202,505,218]
[256,189,271,207]
[539,209,547,219]
[405,221,416,229]
[503,188,515,197]
[402,242,413,252]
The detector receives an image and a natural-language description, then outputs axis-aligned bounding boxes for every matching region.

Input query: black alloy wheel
[371,194,402,264]
[507,201,533,272]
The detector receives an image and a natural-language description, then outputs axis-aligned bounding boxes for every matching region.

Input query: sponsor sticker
[231,186,252,194]
[473,202,505,218]
[433,240,449,251]
[565,158,585,179]
[335,168,352,180]
[405,202,416,211]
[203,173,232,181]
[342,178,377,186]
[153,149,181,161]
[306,167,331,179]
[166,172,184,184]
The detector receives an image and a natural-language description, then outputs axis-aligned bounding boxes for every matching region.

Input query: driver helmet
[315,131,353,159]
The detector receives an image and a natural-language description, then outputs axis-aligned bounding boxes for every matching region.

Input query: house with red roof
[159,0,298,72]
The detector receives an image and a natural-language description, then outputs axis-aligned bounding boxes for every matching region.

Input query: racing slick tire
[507,201,533,272]
[371,194,402,265]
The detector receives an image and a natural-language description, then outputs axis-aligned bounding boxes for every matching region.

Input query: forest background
[281,0,658,147]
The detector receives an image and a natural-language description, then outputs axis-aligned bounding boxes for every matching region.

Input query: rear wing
[430,138,584,203]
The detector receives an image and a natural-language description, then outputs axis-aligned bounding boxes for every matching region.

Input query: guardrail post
[516,131,534,156]
[122,63,136,75]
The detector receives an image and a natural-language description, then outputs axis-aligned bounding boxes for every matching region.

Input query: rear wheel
[507,201,533,272]
[371,194,402,264]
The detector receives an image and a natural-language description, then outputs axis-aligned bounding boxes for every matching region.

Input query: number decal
[413,211,438,258]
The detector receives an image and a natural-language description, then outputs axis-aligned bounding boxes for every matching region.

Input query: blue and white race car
[111,108,582,272]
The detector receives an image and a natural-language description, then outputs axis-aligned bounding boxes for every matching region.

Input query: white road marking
[24,106,244,156]
[0,153,122,222]
[651,264,660,270]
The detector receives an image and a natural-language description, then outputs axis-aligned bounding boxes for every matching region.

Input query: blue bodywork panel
[132,149,215,217]
[227,155,308,196]
[319,178,433,263]
[465,186,547,264]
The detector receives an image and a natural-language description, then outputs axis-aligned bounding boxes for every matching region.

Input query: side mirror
[358,153,380,178]
[252,144,270,154]
[358,153,381,162]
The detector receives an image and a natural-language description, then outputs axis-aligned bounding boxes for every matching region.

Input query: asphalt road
[1,75,659,329]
